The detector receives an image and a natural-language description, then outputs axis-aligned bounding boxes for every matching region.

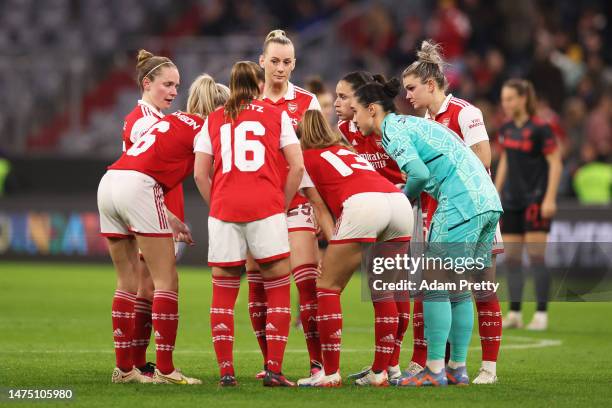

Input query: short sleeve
[193,118,212,154]
[299,170,315,189]
[280,111,299,148]
[131,115,160,143]
[308,96,322,111]
[457,105,489,146]
[539,124,558,155]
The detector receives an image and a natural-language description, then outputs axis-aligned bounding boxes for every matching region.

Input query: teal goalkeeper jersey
[381,113,502,220]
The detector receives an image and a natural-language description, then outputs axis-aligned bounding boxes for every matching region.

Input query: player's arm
[166,209,194,245]
[193,118,214,205]
[282,144,305,209]
[385,135,429,200]
[303,186,334,241]
[194,152,213,205]
[402,159,430,201]
[541,127,563,219]
[280,111,305,209]
[494,150,507,194]
[470,141,492,169]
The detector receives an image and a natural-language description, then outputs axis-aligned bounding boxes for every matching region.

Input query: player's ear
[259,55,265,69]
[368,103,376,117]
[427,78,436,92]
[142,77,151,91]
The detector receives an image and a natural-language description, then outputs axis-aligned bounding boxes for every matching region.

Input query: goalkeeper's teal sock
[423,290,451,366]
[449,291,474,364]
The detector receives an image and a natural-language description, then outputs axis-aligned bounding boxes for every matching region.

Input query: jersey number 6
[126,121,170,156]
[220,121,266,174]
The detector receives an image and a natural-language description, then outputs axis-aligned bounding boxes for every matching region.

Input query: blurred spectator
[305,76,335,126]
[585,89,612,160]
[428,0,471,61]
[573,144,612,204]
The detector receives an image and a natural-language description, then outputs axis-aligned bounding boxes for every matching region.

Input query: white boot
[502,311,523,329]
[526,311,548,331]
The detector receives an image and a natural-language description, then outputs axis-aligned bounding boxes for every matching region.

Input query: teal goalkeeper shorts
[428,208,502,268]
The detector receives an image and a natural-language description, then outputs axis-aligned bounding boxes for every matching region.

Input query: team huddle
[97,30,507,388]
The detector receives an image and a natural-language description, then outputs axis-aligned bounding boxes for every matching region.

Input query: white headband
[144,61,173,79]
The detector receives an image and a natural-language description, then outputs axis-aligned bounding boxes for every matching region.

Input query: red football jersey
[121,101,185,221]
[110,111,204,192]
[122,100,164,152]
[195,101,299,222]
[263,82,321,210]
[338,120,404,185]
[302,145,400,219]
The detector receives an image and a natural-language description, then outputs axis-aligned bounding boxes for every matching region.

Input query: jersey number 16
[220,121,266,174]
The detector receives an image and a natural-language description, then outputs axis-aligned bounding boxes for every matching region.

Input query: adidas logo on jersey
[330,329,342,339]
[308,316,316,322]
[213,323,230,332]
[266,323,277,332]
[380,334,395,343]
[154,331,163,339]
[352,139,359,146]
[113,328,124,338]
[144,322,153,328]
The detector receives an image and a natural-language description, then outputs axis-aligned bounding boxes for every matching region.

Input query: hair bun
[266,29,286,40]
[372,73,386,84]
[382,77,400,98]
[136,49,154,67]
[416,40,444,67]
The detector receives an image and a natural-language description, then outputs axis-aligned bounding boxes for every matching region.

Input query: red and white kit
[301,145,412,244]
[123,100,185,223]
[194,101,300,266]
[338,119,404,185]
[424,94,503,254]
[263,82,321,232]
[99,111,204,237]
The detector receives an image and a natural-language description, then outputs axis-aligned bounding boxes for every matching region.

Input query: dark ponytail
[341,71,388,93]
[353,77,400,113]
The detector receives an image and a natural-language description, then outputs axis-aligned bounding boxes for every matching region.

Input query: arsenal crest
[288,102,298,113]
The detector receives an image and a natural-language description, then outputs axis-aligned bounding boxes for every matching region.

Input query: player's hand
[541,197,557,219]
[169,218,195,246]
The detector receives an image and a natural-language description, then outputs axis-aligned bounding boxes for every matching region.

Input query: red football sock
[263,273,291,374]
[247,270,267,365]
[293,264,322,365]
[112,290,136,372]
[411,298,427,367]
[317,288,342,375]
[152,290,179,374]
[132,297,152,368]
[211,276,240,377]
[372,298,398,372]
[475,292,502,362]
[389,300,410,367]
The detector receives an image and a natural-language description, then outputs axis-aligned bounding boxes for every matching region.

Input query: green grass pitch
[1,262,611,407]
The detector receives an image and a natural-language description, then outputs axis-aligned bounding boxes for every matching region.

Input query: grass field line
[0,335,561,354]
